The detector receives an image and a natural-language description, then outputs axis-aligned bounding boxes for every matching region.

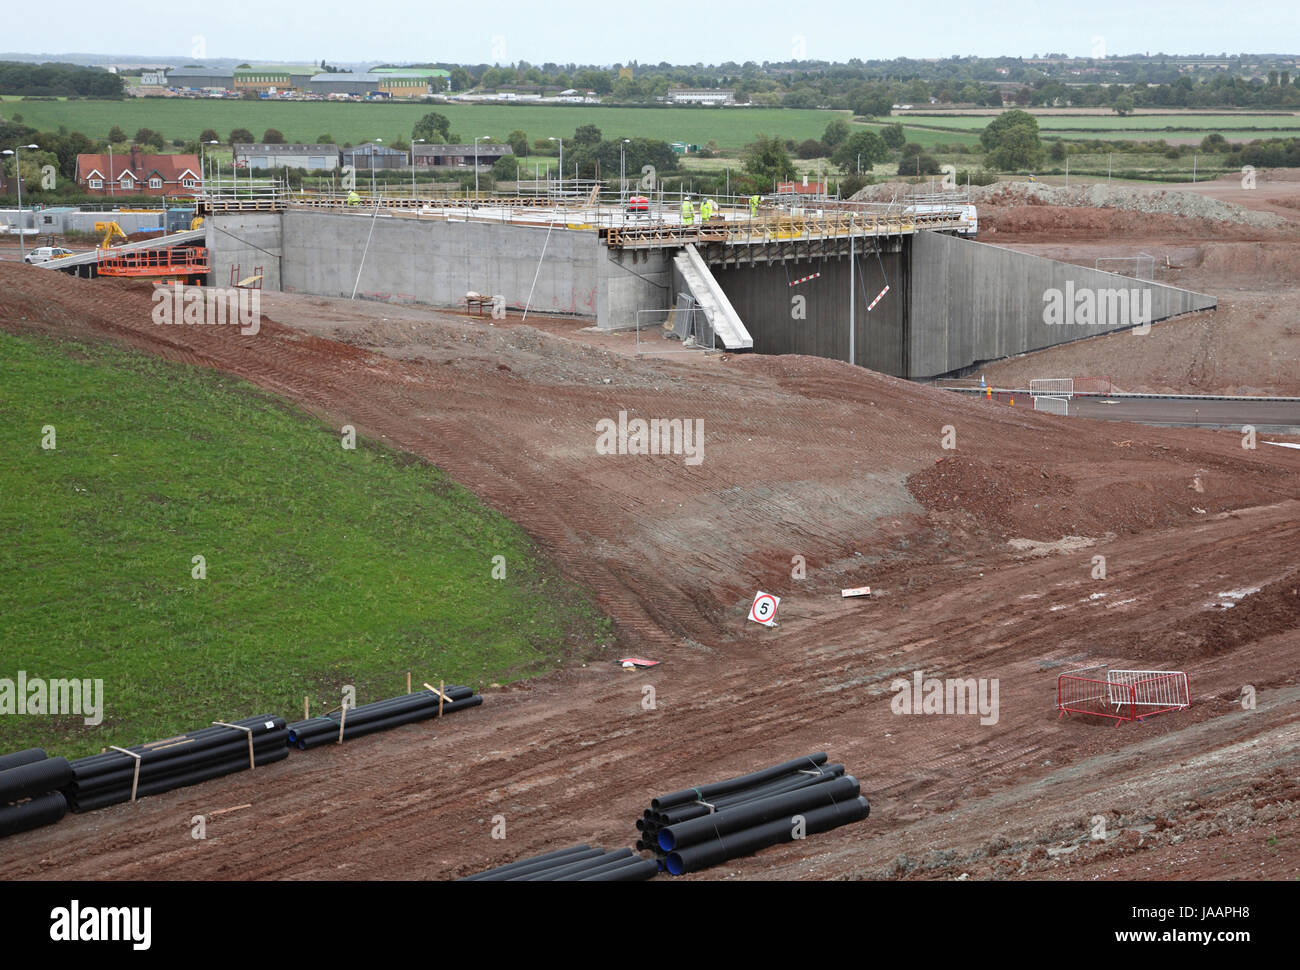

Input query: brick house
[75,147,202,196]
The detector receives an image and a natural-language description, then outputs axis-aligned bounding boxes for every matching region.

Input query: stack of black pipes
[287,687,481,750]
[636,752,870,875]
[62,715,289,813]
[0,749,73,838]
[460,844,658,882]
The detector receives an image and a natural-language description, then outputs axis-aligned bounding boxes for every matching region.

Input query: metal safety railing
[1057,669,1189,724]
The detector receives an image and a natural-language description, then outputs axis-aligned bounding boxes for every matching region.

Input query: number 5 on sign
[749,591,780,627]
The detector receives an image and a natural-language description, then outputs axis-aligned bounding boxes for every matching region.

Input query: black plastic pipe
[0,748,49,772]
[68,734,288,796]
[551,851,649,881]
[651,753,829,811]
[659,774,861,852]
[473,846,608,881]
[579,857,659,882]
[665,794,870,875]
[510,848,633,881]
[654,764,846,825]
[0,757,74,803]
[0,791,68,838]
[68,745,289,813]
[459,844,593,881]
[287,687,475,739]
[68,716,286,775]
[293,696,482,749]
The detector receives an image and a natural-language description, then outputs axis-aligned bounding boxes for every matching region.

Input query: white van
[23,246,75,264]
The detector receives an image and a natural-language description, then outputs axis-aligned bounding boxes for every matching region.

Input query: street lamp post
[548,137,563,198]
[2,144,39,262]
[200,139,219,197]
[473,135,490,198]
[619,138,630,204]
[412,138,425,198]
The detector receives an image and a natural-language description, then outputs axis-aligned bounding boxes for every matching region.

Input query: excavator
[95,221,129,248]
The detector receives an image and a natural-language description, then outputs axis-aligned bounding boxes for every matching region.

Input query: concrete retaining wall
[908,232,1216,379]
[711,250,909,375]
[207,213,283,291]
[280,210,602,315]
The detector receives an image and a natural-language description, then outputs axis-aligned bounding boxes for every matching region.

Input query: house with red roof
[75,146,202,196]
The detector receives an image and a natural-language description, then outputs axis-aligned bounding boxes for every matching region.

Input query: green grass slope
[0,331,610,757]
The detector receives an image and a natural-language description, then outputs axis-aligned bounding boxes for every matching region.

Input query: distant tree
[980,109,1043,169]
[741,134,796,186]
[199,128,219,144]
[449,67,471,92]
[898,153,942,176]
[838,173,870,197]
[854,90,893,119]
[833,129,889,173]
[317,133,336,144]
[821,118,850,149]
[412,111,451,143]
[881,123,906,149]
[492,154,520,180]
[108,125,125,143]
[1112,94,1135,116]
[797,138,829,159]
[573,124,602,147]
[262,128,285,144]
[1200,132,1228,152]
[506,129,529,156]
[229,128,255,145]
[1049,140,1067,162]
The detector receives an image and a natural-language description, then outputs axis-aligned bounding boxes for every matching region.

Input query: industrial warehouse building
[308,72,381,96]
[233,65,317,93]
[234,144,343,170]
[165,67,234,90]
[341,143,408,169]
[412,143,513,169]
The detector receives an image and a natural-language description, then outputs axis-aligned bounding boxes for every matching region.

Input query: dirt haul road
[1,264,1297,881]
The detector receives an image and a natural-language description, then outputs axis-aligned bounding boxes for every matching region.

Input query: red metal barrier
[98,246,209,278]
[1057,669,1189,724]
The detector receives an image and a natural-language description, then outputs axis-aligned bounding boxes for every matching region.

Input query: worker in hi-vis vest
[749,194,760,216]
[700,198,714,222]
[347,190,361,207]
[681,198,695,225]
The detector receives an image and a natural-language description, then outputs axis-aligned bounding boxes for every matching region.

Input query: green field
[1,98,849,152]
[0,331,610,757]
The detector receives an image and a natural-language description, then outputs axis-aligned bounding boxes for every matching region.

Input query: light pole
[619,138,630,204]
[3,143,39,262]
[200,139,218,196]
[370,138,383,196]
[473,135,490,197]
[412,138,425,198]
[548,137,563,197]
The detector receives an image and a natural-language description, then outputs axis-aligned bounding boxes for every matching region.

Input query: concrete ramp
[673,244,753,350]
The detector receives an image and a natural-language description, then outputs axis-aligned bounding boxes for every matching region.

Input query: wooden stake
[208,803,252,817]
[338,703,348,745]
[439,680,445,718]
[304,696,309,720]
[407,671,412,694]
[109,746,142,802]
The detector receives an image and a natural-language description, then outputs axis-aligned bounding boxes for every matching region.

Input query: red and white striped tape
[867,284,890,311]
[788,272,821,287]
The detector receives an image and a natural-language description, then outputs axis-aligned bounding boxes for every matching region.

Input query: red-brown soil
[0,244,1297,881]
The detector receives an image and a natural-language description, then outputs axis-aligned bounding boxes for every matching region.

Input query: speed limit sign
[748,591,780,627]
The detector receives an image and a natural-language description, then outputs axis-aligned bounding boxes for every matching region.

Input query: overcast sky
[6,1,1294,66]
